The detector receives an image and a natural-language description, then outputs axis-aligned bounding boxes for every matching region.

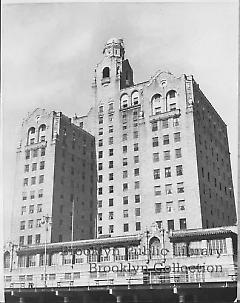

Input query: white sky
[2,1,238,241]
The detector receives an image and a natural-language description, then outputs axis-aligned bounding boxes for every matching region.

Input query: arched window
[120,94,129,109]
[149,237,161,259]
[4,251,10,268]
[166,90,178,111]
[102,67,110,78]
[38,124,46,142]
[151,94,164,115]
[131,91,139,106]
[27,127,36,145]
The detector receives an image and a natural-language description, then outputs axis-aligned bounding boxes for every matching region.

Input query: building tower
[73,38,237,238]
[11,108,97,246]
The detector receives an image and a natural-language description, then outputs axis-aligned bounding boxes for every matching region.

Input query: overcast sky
[2,1,238,241]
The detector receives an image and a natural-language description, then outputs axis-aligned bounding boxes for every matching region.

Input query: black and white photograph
[1,1,239,303]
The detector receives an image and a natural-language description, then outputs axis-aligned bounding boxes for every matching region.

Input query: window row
[98,221,141,235]
[27,124,46,145]
[153,182,184,195]
[156,218,187,231]
[152,132,181,146]
[19,234,41,246]
[25,147,45,159]
[20,217,44,230]
[154,200,186,213]
[21,204,43,215]
[98,195,141,207]
[153,166,183,179]
[151,117,180,131]
[24,161,45,173]
[22,189,43,200]
[23,175,44,186]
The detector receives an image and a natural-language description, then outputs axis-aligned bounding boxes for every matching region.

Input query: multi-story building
[11,108,97,246]
[73,38,236,238]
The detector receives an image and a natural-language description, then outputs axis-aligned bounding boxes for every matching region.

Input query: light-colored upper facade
[11,108,97,246]
[73,38,236,238]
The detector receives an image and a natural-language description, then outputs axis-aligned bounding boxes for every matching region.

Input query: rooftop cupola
[103,37,125,59]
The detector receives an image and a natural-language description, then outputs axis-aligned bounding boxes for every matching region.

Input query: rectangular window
[135,208,141,216]
[109,198,113,207]
[175,148,182,158]
[31,177,36,185]
[98,139,103,147]
[25,150,30,160]
[133,131,138,139]
[135,195,140,203]
[109,161,113,168]
[109,125,113,133]
[98,200,102,208]
[167,219,174,231]
[27,235,32,245]
[123,145,127,153]
[98,163,103,170]
[109,225,114,234]
[20,221,25,230]
[135,181,140,189]
[39,161,45,170]
[174,132,181,142]
[178,200,185,211]
[36,219,41,228]
[123,223,129,232]
[22,192,27,200]
[163,135,169,145]
[134,143,139,151]
[123,158,128,166]
[37,204,42,213]
[109,212,114,220]
[170,103,176,111]
[179,218,187,230]
[98,213,102,221]
[41,147,46,156]
[165,167,171,178]
[166,201,173,212]
[109,186,114,193]
[176,165,183,176]
[136,222,141,231]
[98,187,103,195]
[134,168,140,176]
[21,206,26,215]
[122,134,127,141]
[35,234,41,244]
[19,236,24,245]
[123,210,128,218]
[165,184,173,195]
[123,170,128,178]
[98,151,103,158]
[153,169,160,179]
[109,137,113,145]
[40,136,45,142]
[173,117,179,126]
[123,183,128,191]
[154,185,161,196]
[134,155,139,164]
[24,165,29,173]
[156,221,163,229]
[155,203,162,213]
[152,121,158,132]
[177,182,184,193]
[164,150,170,160]
[29,205,34,214]
[32,149,38,157]
[109,173,113,181]
[39,175,44,184]
[99,117,103,124]
[153,152,159,162]
[99,128,103,135]
[162,119,169,129]
[123,196,128,205]
[109,149,113,156]
[152,137,159,147]
[23,178,28,186]
[98,227,102,235]
[30,191,35,199]
[28,220,33,229]
[98,175,103,183]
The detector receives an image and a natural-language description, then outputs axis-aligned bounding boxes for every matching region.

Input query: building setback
[73,38,236,238]
[11,108,97,246]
